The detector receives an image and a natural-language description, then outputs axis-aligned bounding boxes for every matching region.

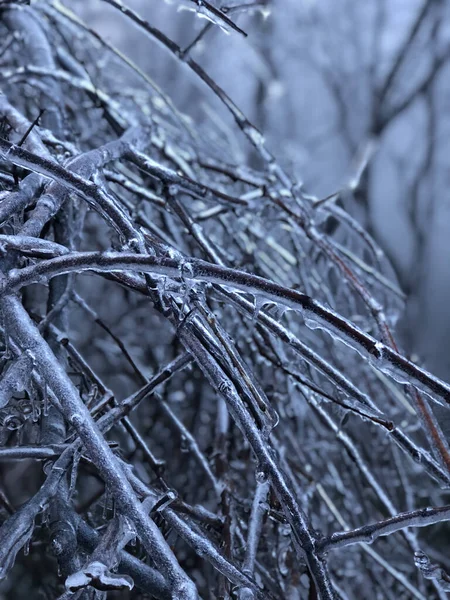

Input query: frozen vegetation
[1,1,450,598]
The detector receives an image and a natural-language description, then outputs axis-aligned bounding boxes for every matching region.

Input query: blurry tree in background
[1,1,450,599]
[88,0,450,373]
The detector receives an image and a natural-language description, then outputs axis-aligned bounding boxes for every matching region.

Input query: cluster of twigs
[1,1,450,599]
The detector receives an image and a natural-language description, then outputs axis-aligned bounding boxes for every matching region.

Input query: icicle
[259,6,271,20]
[69,450,81,499]
[302,313,370,363]
[278,547,290,577]
[120,516,137,548]
[31,394,40,424]
[40,506,49,527]
[266,406,280,432]
[178,260,195,281]
[102,487,111,519]
[154,275,169,313]
[252,295,266,324]
[177,261,196,319]
[273,304,288,322]
[42,384,49,417]
[177,2,233,35]
[179,279,195,320]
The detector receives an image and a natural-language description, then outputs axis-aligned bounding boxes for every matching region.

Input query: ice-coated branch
[319,505,450,553]
[0,291,199,599]
[1,1,449,597]
[4,249,450,407]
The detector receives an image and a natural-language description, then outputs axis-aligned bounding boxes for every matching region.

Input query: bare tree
[0,1,450,599]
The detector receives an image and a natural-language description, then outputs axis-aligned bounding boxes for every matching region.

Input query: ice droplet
[373,341,384,358]
[178,260,195,280]
[70,413,83,426]
[278,548,289,576]
[255,467,269,483]
[180,435,190,453]
[244,125,265,148]
[0,411,24,430]
[8,268,20,281]
[238,588,254,600]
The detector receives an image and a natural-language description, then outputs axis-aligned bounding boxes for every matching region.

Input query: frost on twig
[414,551,450,591]
[177,0,248,37]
